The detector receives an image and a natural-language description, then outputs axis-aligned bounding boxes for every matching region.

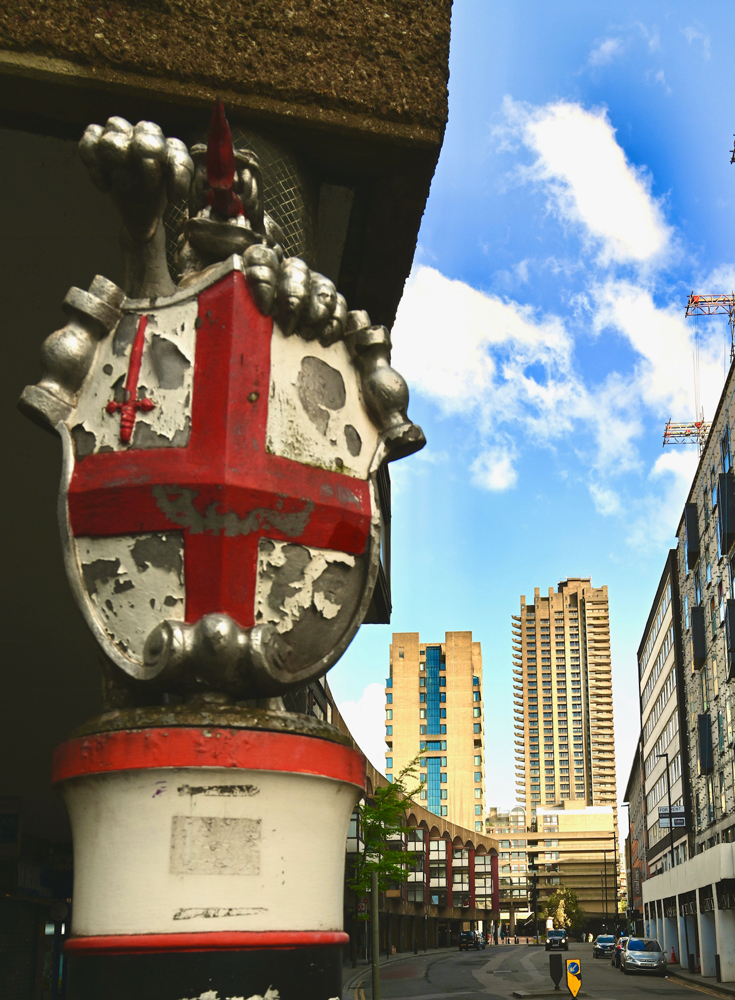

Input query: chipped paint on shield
[254,539,356,633]
[71,299,197,456]
[266,322,379,478]
[76,531,185,659]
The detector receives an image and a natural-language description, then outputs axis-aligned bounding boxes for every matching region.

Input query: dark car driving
[458,931,484,951]
[545,929,568,951]
[593,934,615,959]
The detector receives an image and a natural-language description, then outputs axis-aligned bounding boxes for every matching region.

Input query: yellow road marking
[665,977,724,998]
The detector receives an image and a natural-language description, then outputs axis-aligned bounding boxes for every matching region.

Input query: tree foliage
[540,886,586,932]
[348,756,423,900]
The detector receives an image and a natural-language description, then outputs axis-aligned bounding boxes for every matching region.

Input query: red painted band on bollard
[52,728,365,788]
[65,931,350,955]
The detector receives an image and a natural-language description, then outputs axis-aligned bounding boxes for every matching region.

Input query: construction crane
[685,293,735,364]
[661,291,734,454]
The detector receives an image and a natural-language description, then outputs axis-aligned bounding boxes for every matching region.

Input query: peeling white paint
[266,322,380,478]
[255,539,355,633]
[70,299,197,456]
[75,531,185,661]
[178,989,279,1000]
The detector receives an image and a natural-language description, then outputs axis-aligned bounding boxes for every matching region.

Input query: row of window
[638,582,672,678]
[644,709,678,779]
[641,624,674,709]
[645,752,681,813]
[643,665,677,743]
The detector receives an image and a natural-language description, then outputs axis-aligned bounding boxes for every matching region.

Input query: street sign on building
[658,805,686,829]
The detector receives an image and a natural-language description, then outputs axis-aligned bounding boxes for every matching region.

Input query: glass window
[440,724,447,734]
[440,708,447,718]
[474,771,482,781]
[419,677,426,687]
[441,757,447,765]
[702,670,709,712]
[473,707,481,717]
[386,757,393,769]
[474,788,482,799]
[440,677,446,687]
[473,724,481,733]
[386,709,392,719]
[441,806,448,816]
[440,692,446,703]
[420,725,427,734]
[386,725,393,735]
[441,789,447,800]
[685,593,689,629]
[475,805,482,815]
[420,692,426,703]
[420,709,426,719]
[440,772,447,783]
[473,676,480,686]
[473,691,481,702]
[386,677,392,687]
[475,821,483,832]
[386,693,393,704]
[398,647,404,659]
[474,755,482,765]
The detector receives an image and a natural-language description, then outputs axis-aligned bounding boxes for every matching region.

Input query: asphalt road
[347,942,720,1000]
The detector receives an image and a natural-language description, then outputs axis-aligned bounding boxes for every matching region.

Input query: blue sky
[328,1,735,816]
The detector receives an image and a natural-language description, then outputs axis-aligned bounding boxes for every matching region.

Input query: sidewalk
[342,946,459,994]
[667,963,735,999]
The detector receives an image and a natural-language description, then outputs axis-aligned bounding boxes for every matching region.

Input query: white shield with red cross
[58,255,381,696]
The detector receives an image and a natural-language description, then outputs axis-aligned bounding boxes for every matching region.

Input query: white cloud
[626,450,700,551]
[589,482,622,516]
[500,97,672,265]
[337,683,386,773]
[471,446,518,491]
[588,37,625,66]
[682,26,711,60]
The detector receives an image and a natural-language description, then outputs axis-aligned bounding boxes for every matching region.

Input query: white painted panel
[74,532,185,661]
[64,766,359,936]
[266,324,379,479]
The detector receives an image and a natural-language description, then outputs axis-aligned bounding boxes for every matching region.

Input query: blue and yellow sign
[566,958,582,997]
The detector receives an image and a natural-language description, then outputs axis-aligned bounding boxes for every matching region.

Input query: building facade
[641,361,735,981]
[623,737,647,934]
[486,806,530,928]
[513,579,617,824]
[386,632,485,832]
[637,551,691,877]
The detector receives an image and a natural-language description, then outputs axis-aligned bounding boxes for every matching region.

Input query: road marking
[664,978,725,998]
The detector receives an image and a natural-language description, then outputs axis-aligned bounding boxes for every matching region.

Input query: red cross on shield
[59,259,380,693]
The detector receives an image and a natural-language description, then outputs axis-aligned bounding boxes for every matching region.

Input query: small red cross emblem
[67,269,372,630]
[105,314,156,443]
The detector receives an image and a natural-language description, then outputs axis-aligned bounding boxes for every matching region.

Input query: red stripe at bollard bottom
[52,721,365,1000]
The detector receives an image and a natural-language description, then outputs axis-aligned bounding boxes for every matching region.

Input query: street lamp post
[656,752,676,872]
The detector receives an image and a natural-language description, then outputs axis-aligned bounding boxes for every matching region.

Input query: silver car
[621,937,667,976]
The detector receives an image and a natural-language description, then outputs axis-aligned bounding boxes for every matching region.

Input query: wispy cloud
[682,25,711,60]
[498,98,673,266]
[588,37,625,67]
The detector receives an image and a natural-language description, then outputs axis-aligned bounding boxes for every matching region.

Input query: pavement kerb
[666,969,735,999]
[342,946,457,993]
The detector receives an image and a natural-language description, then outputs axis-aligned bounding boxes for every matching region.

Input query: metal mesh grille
[164,130,315,275]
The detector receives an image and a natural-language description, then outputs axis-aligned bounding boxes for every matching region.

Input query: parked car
[593,934,615,959]
[621,937,667,976]
[458,931,485,951]
[545,929,568,952]
[612,937,629,967]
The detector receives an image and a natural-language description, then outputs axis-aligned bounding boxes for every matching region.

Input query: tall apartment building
[386,632,485,833]
[513,579,617,827]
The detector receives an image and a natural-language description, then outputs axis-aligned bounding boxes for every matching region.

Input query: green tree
[348,758,422,1000]
[540,886,586,933]
[349,755,423,897]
